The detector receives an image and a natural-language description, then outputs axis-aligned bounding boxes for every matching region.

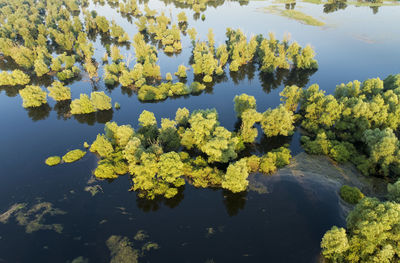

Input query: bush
[45,156,61,166]
[70,94,96,114]
[62,149,86,163]
[0,70,30,86]
[339,185,364,204]
[387,179,400,203]
[47,81,71,101]
[19,85,47,108]
[90,91,112,111]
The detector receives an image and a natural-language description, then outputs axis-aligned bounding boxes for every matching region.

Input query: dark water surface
[0,0,399,262]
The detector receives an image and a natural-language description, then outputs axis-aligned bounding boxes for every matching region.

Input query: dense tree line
[48,99,294,199]
[293,74,400,178]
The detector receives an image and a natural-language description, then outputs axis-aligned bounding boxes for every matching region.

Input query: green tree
[233,93,257,118]
[222,159,249,193]
[47,81,71,101]
[19,85,47,108]
[261,105,295,137]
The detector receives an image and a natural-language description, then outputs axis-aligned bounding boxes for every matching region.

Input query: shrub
[45,156,61,166]
[62,149,86,163]
[19,85,47,108]
[47,81,71,101]
[339,185,364,204]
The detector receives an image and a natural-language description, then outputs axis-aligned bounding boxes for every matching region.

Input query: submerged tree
[19,86,47,108]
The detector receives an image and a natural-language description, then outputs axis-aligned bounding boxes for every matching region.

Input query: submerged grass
[260,6,325,26]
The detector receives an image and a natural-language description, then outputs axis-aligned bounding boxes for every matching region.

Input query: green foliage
[47,81,71,101]
[0,70,30,86]
[321,198,400,263]
[234,93,257,118]
[363,128,400,177]
[70,94,95,114]
[339,185,364,204]
[19,86,47,108]
[239,109,263,143]
[222,159,249,193]
[387,179,400,203]
[175,107,190,126]
[139,110,157,127]
[259,147,292,174]
[181,109,238,163]
[321,226,349,262]
[90,91,112,111]
[90,134,114,158]
[131,152,185,199]
[280,85,302,111]
[261,105,295,137]
[175,65,187,78]
[70,92,112,114]
[95,15,110,33]
[62,149,86,163]
[45,156,61,166]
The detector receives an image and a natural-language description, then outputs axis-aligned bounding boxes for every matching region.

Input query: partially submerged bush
[19,85,47,108]
[70,92,112,114]
[45,156,61,166]
[47,81,71,101]
[339,185,364,204]
[62,149,86,163]
[0,70,30,86]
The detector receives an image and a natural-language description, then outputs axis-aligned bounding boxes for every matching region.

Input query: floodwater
[0,0,399,262]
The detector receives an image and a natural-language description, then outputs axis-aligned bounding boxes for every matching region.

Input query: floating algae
[0,203,26,223]
[259,6,325,26]
[1,202,66,234]
[106,235,139,263]
[133,230,149,241]
[141,242,159,253]
[84,185,103,196]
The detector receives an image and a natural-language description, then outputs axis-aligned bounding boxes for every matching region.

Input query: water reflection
[73,109,114,125]
[135,187,185,212]
[25,104,51,122]
[222,190,247,216]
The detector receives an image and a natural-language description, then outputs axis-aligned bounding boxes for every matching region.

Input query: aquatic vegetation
[321,198,400,262]
[84,185,103,196]
[339,185,364,204]
[62,149,86,163]
[259,6,325,26]
[106,235,138,263]
[70,92,112,114]
[45,156,61,166]
[0,203,26,224]
[134,230,149,241]
[19,85,47,108]
[1,202,66,234]
[0,70,30,86]
[47,81,71,101]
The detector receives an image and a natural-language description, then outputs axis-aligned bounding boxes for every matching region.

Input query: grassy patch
[259,6,325,26]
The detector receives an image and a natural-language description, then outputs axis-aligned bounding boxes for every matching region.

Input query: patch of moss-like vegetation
[259,6,325,26]
[45,156,61,166]
[62,149,86,163]
[339,185,364,204]
[0,201,66,234]
[106,235,139,263]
